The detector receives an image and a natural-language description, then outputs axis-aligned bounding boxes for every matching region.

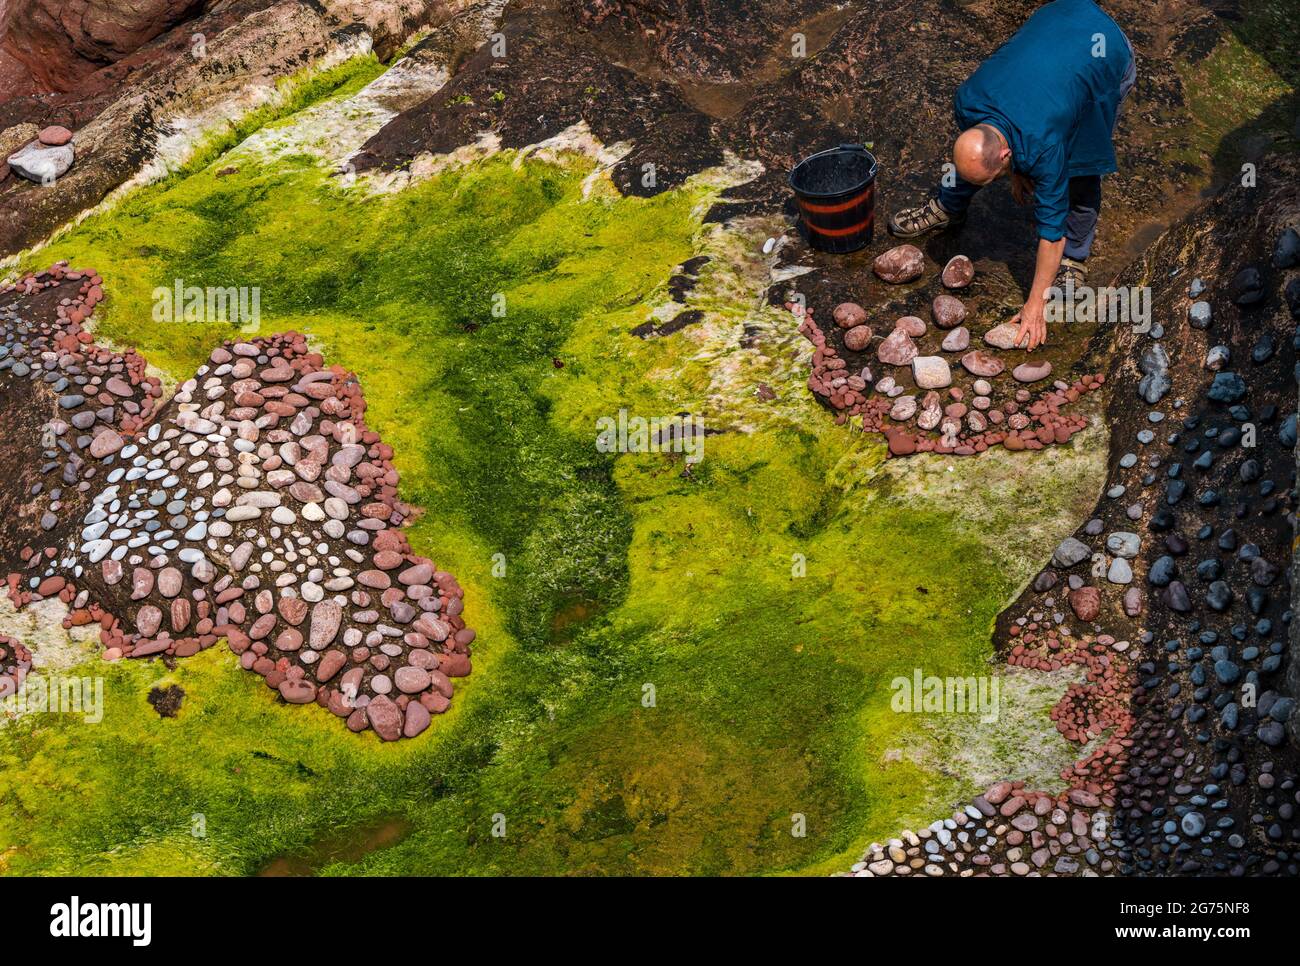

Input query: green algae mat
[0,66,1106,876]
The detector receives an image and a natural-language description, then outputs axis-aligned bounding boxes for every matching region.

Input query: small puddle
[257,816,412,876]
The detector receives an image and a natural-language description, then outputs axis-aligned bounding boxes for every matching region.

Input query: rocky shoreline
[0,264,473,740]
[846,157,1300,877]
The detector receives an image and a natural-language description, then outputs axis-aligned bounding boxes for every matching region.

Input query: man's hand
[1010,295,1048,350]
[1013,236,1067,351]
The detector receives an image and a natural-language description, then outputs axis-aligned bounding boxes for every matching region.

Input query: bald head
[953,124,1009,185]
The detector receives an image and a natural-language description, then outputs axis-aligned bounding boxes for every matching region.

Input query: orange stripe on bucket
[807,215,874,237]
[797,189,872,215]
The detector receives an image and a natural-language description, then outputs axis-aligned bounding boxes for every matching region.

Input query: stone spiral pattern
[1,263,474,740]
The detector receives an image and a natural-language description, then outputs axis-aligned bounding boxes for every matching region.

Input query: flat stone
[157,567,183,598]
[1207,371,1246,403]
[961,350,1004,378]
[1106,532,1140,558]
[309,601,342,648]
[983,322,1025,350]
[1012,360,1052,383]
[1052,537,1091,569]
[890,396,918,421]
[89,430,124,458]
[38,125,73,146]
[7,141,74,183]
[912,356,952,390]
[278,679,317,704]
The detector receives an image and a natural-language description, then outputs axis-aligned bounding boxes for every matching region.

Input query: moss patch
[1170,23,1294,172]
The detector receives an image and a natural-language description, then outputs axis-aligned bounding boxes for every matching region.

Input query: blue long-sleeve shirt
[954,0,1133,241]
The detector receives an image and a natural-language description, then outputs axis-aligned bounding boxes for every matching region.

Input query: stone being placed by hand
[983,321,1026,350]
[873,244,925,283]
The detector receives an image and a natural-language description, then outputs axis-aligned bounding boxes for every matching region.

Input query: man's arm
[1012,236,1066,350]
[1012,144,1069,350]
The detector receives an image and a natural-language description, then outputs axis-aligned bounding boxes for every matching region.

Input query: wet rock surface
[0,0,472,256]
[0,263,474,740]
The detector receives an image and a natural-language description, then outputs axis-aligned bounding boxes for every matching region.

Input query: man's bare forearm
[1031,237,1066,303]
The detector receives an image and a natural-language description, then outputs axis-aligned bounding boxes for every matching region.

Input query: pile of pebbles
[796,245,1100,457]
[0,264,474,740]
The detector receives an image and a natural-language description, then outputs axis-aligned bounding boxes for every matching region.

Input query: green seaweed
[0,84,1105,875]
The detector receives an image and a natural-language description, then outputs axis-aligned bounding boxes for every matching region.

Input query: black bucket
[789,143,879,254]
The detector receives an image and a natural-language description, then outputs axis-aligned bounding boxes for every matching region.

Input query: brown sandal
[888,198,965,238]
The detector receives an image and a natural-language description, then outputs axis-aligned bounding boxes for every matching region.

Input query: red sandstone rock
[833,302,867,328]
[941,254,975,288]
[873,244,925,283]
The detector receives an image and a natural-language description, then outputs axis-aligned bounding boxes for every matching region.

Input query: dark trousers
[938,173,1103,261]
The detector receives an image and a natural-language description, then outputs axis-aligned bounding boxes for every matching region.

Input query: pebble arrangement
[0,634,32,700]
[796,245,1100,457]
[847,221,1300,877]
[0,264,473,740]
